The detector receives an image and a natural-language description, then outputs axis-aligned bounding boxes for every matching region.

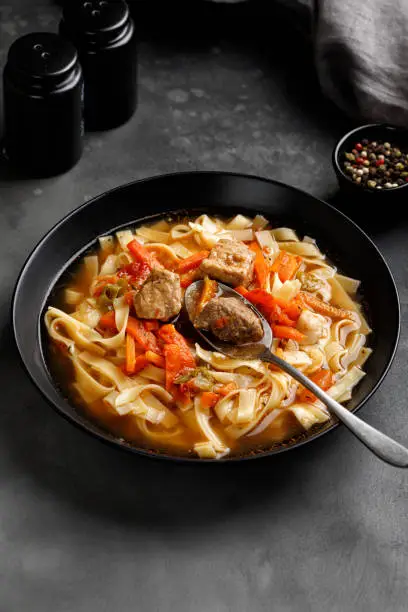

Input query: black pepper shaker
[3,33,84,177]
[60,0,137,131]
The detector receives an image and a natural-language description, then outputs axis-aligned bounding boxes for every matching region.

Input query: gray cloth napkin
[209,0,408,126]
[314,0,408,126]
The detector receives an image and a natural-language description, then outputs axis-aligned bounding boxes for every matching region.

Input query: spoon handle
[262,350,408,468]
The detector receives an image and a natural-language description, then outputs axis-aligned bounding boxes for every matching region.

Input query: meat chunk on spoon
[195,296,263,344]
[134,268,182,320]
[200,239,255,287]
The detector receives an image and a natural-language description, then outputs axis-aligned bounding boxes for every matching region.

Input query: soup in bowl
[44,213,372,459]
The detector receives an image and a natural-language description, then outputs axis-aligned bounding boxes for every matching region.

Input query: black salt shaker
[60,0,137,131]
[3,33,84,176]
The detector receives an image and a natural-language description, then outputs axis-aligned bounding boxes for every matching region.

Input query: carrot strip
[272,325,306,342]
[143,320,160,332]
[127,239,158,268]
[244,289,301,326]
[126,316,163,354]
[125,334,136,374]
[98,312,162,354]
[195,276,217,316]
[172,385,193,408]
[234,285,249,297]
[145,350,165,368]
[274,295,303,321]
[271,251,302,282]
[298,368,335,403]
[217,382,238,396]
[98,311,116,329]
[157,324,196,369]
[249,242,269,289]
[200,391,220,409]
[164,344,194,390]
[300,292,352,320]
[177,251,209,274]
[133,354,149,374]
[180,269,198,288]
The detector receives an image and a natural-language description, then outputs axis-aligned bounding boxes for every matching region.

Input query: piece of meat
[134,268,182,321]
[195,296,263,344]
[199,239,255,287]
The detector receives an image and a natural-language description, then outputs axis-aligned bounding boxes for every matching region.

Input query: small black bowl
[333,123,408,202]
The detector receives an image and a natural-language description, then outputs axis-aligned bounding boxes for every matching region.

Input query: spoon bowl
[185,281,408,468]
[184,280,272,359]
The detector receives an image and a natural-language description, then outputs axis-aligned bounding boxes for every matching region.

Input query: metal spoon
[185,280,408,468]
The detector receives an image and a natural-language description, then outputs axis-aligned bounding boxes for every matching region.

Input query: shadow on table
[1,321,344,535]
[327,191,408,238]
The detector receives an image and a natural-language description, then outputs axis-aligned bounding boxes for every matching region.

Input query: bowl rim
[332,122,408,192]
[11,170,401,463]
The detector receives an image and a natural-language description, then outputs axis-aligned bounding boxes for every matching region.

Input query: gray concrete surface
[0,2,407,611]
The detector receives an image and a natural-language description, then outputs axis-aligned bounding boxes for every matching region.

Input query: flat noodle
[116,251,132,267]
[236,389,257,423]
[116,229,134,250]
[225,229,254,242]
[255,230,279,261]
[93,297,129,350]
[252,215,269,230]
[271,275,301,301]
[144,243,179,268]
[136,227,170,244]
[45,307,105,355]
[77,351,131,390]
[194,441,218,458]
[149,219,170,232]
[170,224,194,241]
[100,254,117,275]
[278,241,324,258]
[226,374,289,438]
[72,358,114,403]
[329,277,371,335]
[214,391,240,423]
[170,242,193,258]
[303,346,327,374]
[83,255,99,281]
[288,403,330,429]
[226,214,253,230]
[139,364,166,384]
[73,301,101,328]
[335,273,361,295]
[194,398,229,454]
[279,349,313,370]
[328,367,365,401]
[195,344,268,378]
[271,228,299,241]
[98,235,115,253]
[64,289,84,305]
[353,347,372,368]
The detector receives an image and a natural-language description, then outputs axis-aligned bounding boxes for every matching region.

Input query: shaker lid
[62,0,130,36]
[6,33,78,81]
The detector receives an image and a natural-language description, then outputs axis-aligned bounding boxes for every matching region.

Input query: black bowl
[12,171,400,462]
[333,123,408,202]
